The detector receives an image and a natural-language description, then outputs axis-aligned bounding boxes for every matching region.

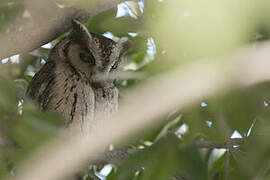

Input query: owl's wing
[26,61,56,110]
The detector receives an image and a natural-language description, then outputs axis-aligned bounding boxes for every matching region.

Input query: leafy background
[1,0,270,180]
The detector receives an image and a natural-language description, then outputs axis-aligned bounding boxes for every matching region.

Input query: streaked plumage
[26,20,130,134]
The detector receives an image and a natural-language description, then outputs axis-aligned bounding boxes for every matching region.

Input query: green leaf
[113,135,207,180]
[0,99,64,179]
[0,77,17,114]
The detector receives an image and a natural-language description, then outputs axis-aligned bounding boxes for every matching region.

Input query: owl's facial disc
[63,42,97,82]
[69,19,131,84]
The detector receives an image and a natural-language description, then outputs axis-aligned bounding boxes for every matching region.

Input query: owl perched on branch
[26,20,130,134]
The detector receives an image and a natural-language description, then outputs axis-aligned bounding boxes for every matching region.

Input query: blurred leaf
[0,97,64,179]
[112,135,207,180]
[214,90,258,135]
[87,9,138,37]
[142,0,259,75]
[210,151,236,179]
[0,1,22,33]
[14,79,28,99]
[154,114,182,142]
[181,104,225,142]
[106,167,117,180]
[126,51,147,65]
[0,77,17,114]
[113,135,180,180]
[9,102,64,151]
[181,86,264,141]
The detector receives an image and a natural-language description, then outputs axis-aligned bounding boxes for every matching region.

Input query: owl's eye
[79,51,95,65]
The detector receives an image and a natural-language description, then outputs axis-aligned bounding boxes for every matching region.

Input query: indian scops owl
[26,20,130,134]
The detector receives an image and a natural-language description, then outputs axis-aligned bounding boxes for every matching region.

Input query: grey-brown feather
[26,20,130,134]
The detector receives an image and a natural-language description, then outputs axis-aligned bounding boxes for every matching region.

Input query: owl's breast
[27,61,119,133]
[46,65,95,132]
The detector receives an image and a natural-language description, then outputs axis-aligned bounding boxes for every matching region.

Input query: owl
[26,20,130,134]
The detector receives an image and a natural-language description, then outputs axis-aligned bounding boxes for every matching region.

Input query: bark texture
[0,0,127,59]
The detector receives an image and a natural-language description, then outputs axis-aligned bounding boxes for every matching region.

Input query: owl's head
[50,19,130,83]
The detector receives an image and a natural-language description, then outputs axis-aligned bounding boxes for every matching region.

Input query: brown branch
[0,0,127,60]
[92,148,138,166]
[172,173,189,180]
[194,138,243,149]
[92,138,242,175]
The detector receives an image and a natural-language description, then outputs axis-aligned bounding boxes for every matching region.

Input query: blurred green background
[1,0,270,179]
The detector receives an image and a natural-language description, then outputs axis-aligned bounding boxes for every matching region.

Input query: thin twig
[194,138,243,149]
[224,149,229,180]
[172,173,189,180]
[92,148,138,166]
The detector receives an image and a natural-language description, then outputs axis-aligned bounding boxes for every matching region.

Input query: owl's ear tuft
[71,19,92,45]
[117,37,131,57]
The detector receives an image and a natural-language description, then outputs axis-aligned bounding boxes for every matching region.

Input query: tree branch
[194,138,243,149]
[0,0,126,59]
[92,148,138,166]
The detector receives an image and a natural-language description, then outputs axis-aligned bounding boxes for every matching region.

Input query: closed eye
[79,51,95,65]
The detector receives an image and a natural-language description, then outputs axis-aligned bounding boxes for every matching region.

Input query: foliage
[0,77,64,179]
[1,0,270,180]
